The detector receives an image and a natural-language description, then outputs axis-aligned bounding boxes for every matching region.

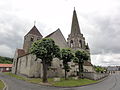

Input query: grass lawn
[4,72,99,87]
[52,78,98,87]
[0,80,5,90]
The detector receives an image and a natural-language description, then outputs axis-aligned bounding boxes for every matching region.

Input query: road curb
[1,80,8,90]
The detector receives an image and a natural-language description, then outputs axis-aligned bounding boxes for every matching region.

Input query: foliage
[0,56,13,64]
[94,66,106,73]
[74,50,89,77]
[60,48,74,79]
[30,38,60,82]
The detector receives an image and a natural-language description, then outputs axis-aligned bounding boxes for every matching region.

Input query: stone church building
[12,9,94,78]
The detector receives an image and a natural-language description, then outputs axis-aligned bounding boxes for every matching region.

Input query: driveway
[0,72,120,90]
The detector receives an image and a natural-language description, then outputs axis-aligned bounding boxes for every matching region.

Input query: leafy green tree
[94,66,106,73]
[60,48,74,79]
[0,56,13,64]
[30,38,60,83]
[74,50,89,77]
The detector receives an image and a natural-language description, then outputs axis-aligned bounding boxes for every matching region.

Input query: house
[0,64,13,72]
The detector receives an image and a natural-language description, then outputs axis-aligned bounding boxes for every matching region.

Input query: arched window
[31,37,34,41]
[79,40,82,48]
[70,40,73,48]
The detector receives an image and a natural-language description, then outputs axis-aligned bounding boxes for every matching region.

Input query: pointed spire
[70,8,81,36]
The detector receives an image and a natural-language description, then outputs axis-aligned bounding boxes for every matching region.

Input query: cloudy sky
[0,0,120,66]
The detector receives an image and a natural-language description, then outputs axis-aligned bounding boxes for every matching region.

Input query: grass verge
[0,80,5,90]
[4,72,99,87]
[52,78,98,87]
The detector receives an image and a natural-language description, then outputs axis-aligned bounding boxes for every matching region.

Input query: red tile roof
[17,49,25,57]
[0,64,13,67]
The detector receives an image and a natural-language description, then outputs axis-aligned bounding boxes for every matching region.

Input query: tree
[74,50,89,77]
[94,66,106,73]
[0,56,13,64]
[30,38,60,83]
[60,48,74,79]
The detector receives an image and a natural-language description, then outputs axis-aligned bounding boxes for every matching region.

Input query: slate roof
[45,28,60,38]
[25,25,43,37]
[70,9,81,35]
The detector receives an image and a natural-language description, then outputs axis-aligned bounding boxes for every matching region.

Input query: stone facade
[67,9,91,62]
[23,26,43,53]
[12,9,94,78]
[82,72,109,80]
[45,28,68,49]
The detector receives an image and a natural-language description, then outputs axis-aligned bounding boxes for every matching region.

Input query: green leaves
[61,48,74,62]
[30,38,60,64]
[0,56,13,64]
[30,38,61,82]
[94,66,106,73]
[74,50,89,75]
[75,50,89,63]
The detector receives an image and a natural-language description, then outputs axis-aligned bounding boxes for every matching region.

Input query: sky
[0,0,120,66]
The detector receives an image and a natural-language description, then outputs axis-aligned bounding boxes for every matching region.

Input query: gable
[45,29,68,49]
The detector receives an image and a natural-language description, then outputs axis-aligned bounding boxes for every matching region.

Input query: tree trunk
[78,63,81,78]
[81,63,84,72]
[65,69,67,80]
[42,60,48,83]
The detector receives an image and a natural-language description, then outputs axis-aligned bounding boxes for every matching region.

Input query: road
[0,72,120,90]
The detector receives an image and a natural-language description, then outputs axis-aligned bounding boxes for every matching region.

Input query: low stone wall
[82,72,109,80]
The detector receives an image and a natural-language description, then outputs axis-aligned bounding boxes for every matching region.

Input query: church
[12,9,94,78]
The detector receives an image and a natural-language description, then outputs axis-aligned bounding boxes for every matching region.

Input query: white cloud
[91,53,120,66]
[0,45,13,57]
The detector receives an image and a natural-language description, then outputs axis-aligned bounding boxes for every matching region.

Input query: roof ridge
[45,28,60,38]
[25,25,43,37]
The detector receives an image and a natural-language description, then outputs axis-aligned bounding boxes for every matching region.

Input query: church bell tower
[67,8,86,51]
[23,25,43,53]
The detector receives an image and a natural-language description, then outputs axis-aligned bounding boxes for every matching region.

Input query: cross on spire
[74,7,75,10]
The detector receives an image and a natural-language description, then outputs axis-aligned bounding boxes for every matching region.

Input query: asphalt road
[0,72,120,90]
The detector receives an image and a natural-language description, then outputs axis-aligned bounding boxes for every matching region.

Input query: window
[70,40,73,48]
[31,37,34,41]
[60,64,62,68]
[79,40,82,48]
[6,68,9,70]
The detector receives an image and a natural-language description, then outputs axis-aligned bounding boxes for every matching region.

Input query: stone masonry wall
[82,72,109,80]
